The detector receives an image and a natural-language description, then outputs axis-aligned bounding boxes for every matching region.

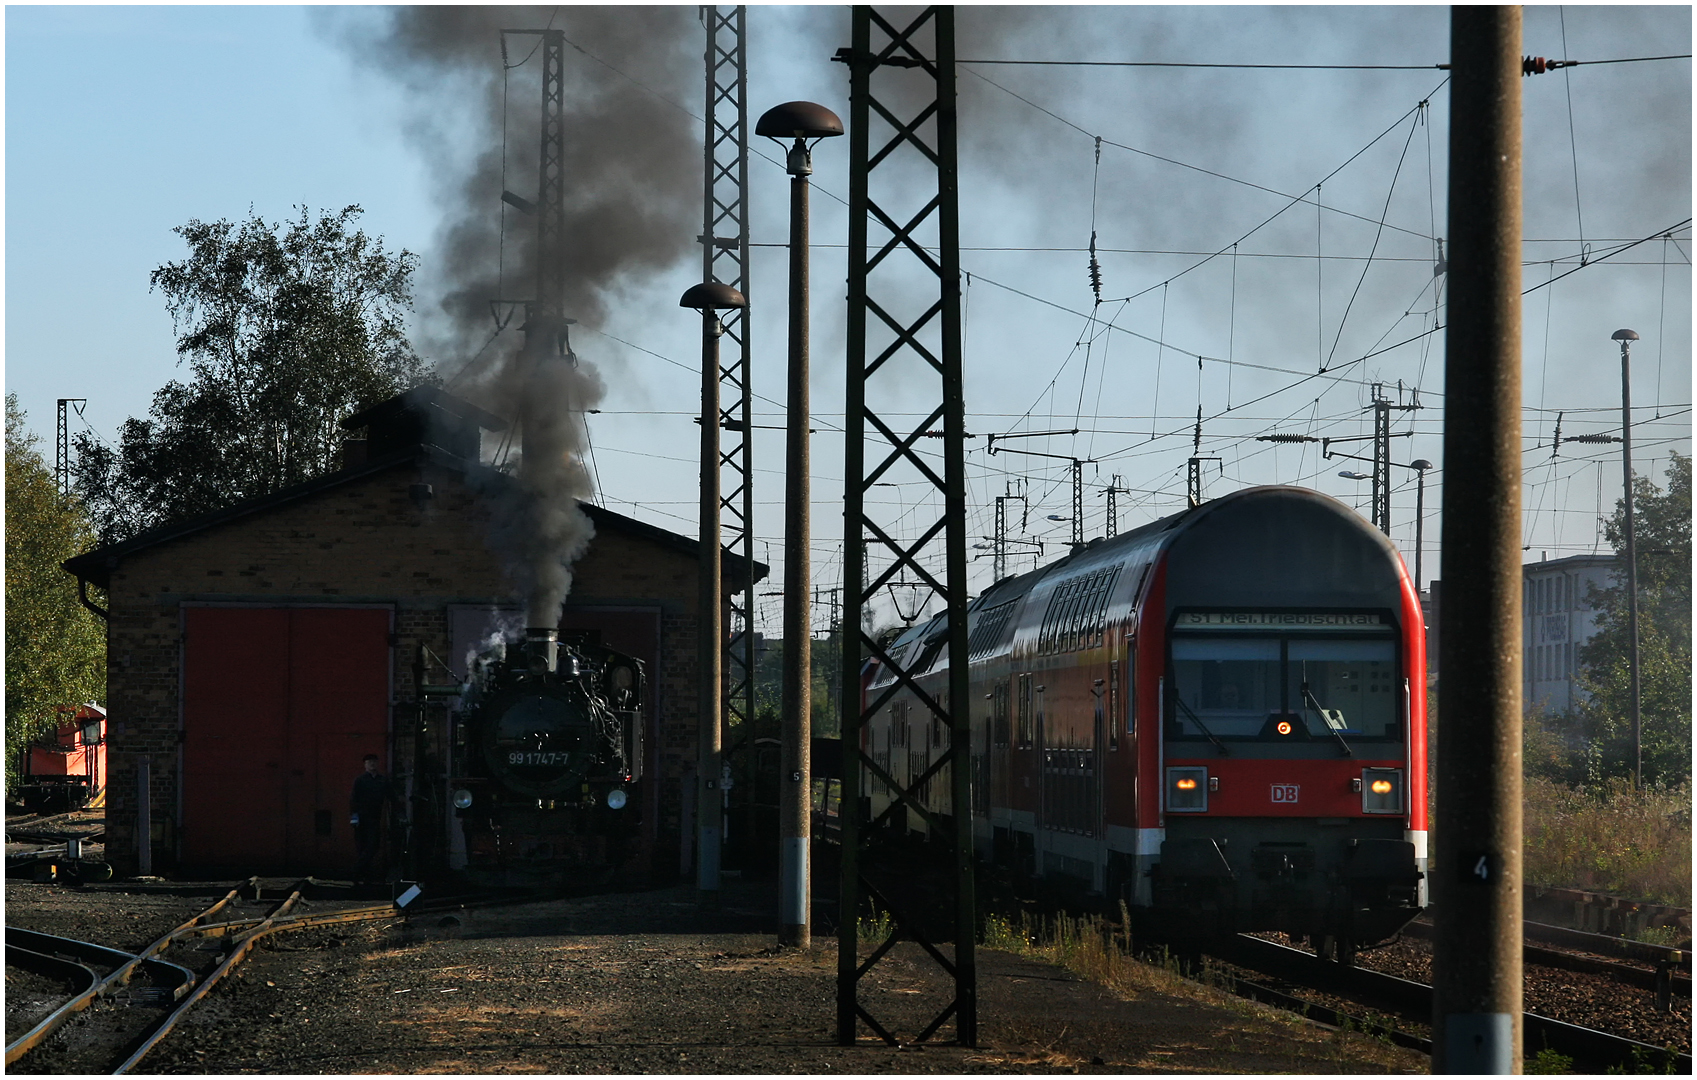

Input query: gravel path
[7,879,1425,1074]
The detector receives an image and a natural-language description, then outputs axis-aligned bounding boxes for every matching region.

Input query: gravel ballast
[7,878,1425,1074]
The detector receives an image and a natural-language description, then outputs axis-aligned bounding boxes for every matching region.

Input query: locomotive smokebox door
[478,685,596,799]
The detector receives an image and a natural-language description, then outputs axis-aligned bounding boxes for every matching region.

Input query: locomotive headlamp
[453,788,474,810]
[1360,768,1403,814]
[1166,766,1208,812]
[606,788,628,810]
[1276,720,1293,736]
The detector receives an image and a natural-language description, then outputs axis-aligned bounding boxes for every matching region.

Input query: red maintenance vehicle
[16,704,107,814]
[862,486,1428,960]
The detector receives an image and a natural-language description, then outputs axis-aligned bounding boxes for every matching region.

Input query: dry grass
[978,906,1421,1072]
[1523,776,1692,906]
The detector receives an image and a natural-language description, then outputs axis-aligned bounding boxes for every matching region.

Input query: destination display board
[1174,612,1386,631]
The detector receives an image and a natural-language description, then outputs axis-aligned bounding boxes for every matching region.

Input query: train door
[1094,662,1109,886]
[1124,641,1138,821]
[1033,681,1048,875]
[990,677,1009,811]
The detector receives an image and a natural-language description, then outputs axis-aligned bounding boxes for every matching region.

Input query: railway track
[1204,929,1691,1073]
[5,879,400,1074]
[5,809,111,884]
[1400,916,1692,1002]
[4,809,107,845]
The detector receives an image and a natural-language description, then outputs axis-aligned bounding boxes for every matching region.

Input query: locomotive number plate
[508,751,570,766]
[1270,784,1300,803]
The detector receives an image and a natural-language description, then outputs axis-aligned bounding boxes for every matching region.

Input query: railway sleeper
[1213,933,1693,1074]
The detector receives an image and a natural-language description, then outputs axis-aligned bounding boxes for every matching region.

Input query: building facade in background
[1522,554,1618,713]
[63,389,762,880]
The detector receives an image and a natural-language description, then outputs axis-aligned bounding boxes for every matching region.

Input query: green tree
[1575,452,1691,786]
[75,205,431,543]
[749,633,843,739]
[5,395,106,793]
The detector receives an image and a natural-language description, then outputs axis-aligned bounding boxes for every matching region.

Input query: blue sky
[7,6,1690,630]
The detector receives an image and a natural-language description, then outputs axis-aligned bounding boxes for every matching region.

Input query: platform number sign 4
[1270,784,1299,804]
[1461,852,1495,884]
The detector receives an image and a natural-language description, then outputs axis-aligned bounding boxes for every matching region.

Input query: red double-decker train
[862,485,1428,957]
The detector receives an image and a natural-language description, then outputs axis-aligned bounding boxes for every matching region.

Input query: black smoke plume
[334,6,702,625]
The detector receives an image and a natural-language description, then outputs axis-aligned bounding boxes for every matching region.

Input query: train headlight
[453,788,474,810]
[606,788,628,810]
[1166,766,1208,812]
[1360,768,1402,814]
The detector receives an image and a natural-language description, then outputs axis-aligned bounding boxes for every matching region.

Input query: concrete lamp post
[1611,328,1642,790]
[755,99,842,949]
[680,280,748,910]
[1410,459,1434,594]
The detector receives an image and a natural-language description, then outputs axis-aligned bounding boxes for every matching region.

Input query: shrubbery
[1522,775,1691,906]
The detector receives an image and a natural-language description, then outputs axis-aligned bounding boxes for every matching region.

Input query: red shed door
[182,607,390,873]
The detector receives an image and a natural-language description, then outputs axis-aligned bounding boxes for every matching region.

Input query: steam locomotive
[862,485,1428,959]
[417,628,646,887]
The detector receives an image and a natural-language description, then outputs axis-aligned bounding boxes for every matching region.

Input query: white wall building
[1522,554,1619,713]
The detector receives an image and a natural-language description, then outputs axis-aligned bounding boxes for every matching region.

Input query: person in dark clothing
[350,754,395,884]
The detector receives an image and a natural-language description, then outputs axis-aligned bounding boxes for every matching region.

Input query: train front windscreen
[1167,618,1402,746]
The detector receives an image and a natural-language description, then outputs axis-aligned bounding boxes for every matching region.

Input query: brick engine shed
[63,388,761,881]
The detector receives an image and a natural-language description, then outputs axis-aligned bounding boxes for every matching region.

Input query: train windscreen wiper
[1173,695,1229,756]
[1300,680,1353,757]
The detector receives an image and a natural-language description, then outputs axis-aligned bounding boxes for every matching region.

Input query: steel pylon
[835,5,975,1048]
[702,6,756,788]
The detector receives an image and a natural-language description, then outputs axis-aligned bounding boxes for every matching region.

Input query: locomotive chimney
[525,627,560,673]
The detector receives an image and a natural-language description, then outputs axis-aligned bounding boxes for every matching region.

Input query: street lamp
[1612,328,1642,790]
[681,280,748,910]
[1338,470,1371,481]
[1410,459,1434,594]
[756,99,842,949]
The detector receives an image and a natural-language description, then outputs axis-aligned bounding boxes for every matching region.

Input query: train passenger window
[1288,639,1398,738]
[1016,673,1033,747]
[1169,638,1281,738]
[992,680,1010,747]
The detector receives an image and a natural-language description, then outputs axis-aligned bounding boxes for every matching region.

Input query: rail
[1214,933,1692,1073]
[111,887,306,1073]
[6,880,400,1073]
[112,891,402,1074]
[3,886,241,1065]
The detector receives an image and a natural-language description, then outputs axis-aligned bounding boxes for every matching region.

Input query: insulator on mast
[1087,231,1102,305]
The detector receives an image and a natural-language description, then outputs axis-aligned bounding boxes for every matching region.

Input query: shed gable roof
[63,445,766,591]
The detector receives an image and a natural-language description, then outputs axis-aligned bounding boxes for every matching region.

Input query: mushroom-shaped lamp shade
[1611,328,1640,342]
[755,101,844,140]
[1410,459,1433,472]
[680,282,747,311]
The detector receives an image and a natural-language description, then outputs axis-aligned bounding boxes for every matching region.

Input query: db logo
[1270,784,1300,804]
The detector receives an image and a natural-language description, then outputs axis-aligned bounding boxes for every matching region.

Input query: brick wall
[96,456,718,878]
